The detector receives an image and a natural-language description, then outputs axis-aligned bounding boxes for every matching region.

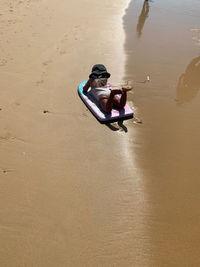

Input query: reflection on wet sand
[123,0,200,265]
[176,56,200,104]
[137,0,150,37]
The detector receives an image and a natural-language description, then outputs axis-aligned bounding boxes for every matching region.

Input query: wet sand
[0,0,200,266]
[123,0,200,266]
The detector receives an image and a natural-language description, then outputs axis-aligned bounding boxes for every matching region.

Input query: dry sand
[0,0,139,266]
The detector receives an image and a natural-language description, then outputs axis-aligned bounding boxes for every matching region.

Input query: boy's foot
[122,85,132,92]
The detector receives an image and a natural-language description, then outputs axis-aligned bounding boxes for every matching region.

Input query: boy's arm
[83,79,91,92]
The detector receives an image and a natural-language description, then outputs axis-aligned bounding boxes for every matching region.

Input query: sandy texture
[123,1,200,266]
[0,1,137,267]
[1,0,200,266]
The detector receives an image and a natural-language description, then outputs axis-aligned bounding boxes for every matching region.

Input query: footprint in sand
[0,132,12,141]
[36,80,44,86]
[59,50,67,55]
[42,60,52,66]
[1,168,14,174]
[0,132,27,143]
[0,59,7,66]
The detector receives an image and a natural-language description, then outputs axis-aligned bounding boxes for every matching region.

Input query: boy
[83,64,132,113]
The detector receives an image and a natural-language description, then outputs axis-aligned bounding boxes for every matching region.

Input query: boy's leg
[113,86,132,108]
[99,89,121,113]
[99,98,112,113]
[113,91,127,108]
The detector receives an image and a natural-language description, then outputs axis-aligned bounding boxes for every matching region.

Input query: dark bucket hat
[89,64,111,79]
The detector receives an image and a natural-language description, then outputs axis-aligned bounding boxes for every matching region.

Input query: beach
[1,0,200,266]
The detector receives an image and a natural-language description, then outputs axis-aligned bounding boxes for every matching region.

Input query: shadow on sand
[137,0,150,38]
[105,120,128,133]
[176,56,200,105]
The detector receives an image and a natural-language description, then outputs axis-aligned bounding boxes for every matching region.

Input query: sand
[0,0,135,266]
[123,0,200,266]
[1,0,200,266]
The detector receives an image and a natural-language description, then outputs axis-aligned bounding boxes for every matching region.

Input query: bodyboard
[78,81,134,124]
